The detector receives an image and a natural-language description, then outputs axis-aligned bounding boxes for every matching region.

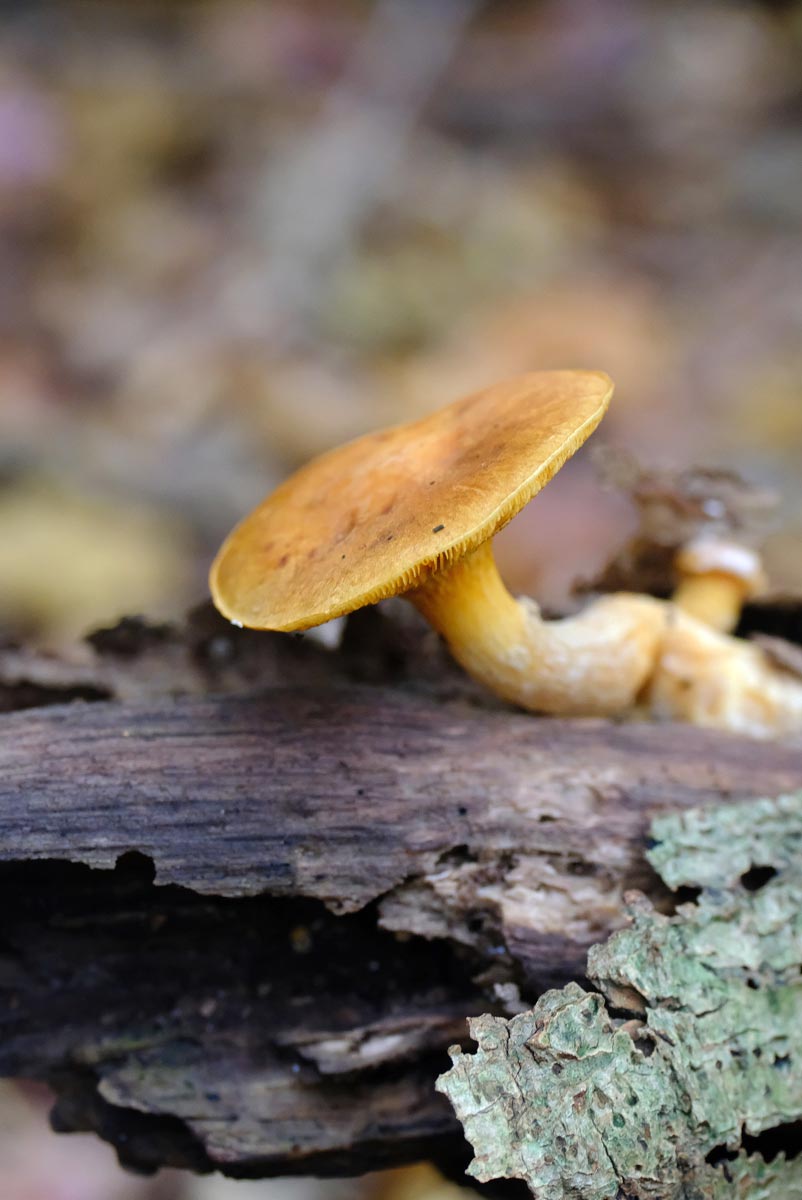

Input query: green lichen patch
[437,791,802,1199]
[647,791,802,892]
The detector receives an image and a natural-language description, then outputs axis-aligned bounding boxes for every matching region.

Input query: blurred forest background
[1,0,801,1197]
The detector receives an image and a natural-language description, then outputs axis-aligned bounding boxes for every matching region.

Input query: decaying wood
[1,603,802,1184]
[2,696,802,1179]
[438,793,802,1199]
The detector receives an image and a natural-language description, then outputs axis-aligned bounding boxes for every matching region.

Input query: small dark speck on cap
[433,524,445,533]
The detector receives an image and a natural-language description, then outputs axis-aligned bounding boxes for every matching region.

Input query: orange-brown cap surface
[210,369,613,631]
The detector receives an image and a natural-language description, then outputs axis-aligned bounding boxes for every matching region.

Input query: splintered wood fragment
[2,685,802,1180]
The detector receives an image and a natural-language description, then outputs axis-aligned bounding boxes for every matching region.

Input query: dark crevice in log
[740,598,802,647]
[740,1121,802,1164]
[739,864,779,892]
[0,679,112,713]
[0,853,488,1176]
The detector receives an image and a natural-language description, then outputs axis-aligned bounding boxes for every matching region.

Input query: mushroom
[672,534,766,633]
[210,370,667,717]
[648,608,802,739]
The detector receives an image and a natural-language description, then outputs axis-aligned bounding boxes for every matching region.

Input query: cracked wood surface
[2,603,802,1184]
[2,683,802,1181]
[5,689,802,938]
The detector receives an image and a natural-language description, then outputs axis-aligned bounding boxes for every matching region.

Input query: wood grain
[2,684,802,1181]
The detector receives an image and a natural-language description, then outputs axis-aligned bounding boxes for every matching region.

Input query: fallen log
[2,671,802,1183]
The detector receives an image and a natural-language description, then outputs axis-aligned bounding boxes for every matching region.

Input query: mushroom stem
[648,610,802,739]
[672,574,746,634]
[672,539,766,634]
[407,541,667,716]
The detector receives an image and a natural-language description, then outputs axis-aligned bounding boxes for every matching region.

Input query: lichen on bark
[437,791,802,1199]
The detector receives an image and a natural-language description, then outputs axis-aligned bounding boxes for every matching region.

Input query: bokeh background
[1,0,801,1196]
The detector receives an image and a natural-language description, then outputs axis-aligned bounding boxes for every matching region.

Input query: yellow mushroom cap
[210,369,613,631]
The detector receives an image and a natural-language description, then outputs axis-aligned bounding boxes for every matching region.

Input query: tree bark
[2,652,802,1182]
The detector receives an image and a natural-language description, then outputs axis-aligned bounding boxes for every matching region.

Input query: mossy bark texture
[437,791,802,1199]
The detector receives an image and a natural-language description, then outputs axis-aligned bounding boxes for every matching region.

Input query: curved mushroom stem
[672,574,748,634]
[648,609,802,739]
[672,540,766,634]
[405,541,802,734]
[407,541,668,716]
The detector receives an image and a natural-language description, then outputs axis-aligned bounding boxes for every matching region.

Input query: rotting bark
[437,791,802,1199]
[2,603,802,1183]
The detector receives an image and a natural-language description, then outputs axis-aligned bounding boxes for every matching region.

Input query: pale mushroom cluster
[210,371,802,739]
